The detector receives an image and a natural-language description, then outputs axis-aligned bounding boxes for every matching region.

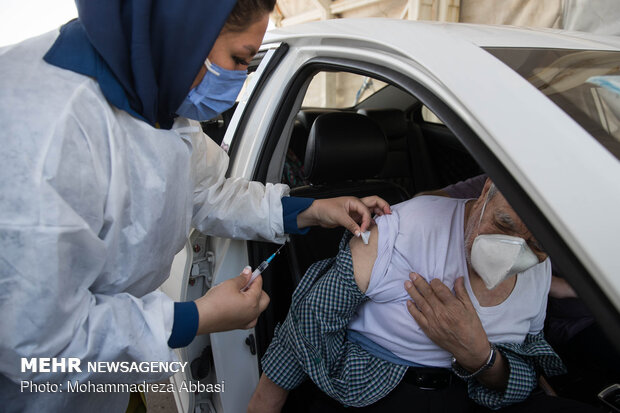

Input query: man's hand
[195,267,270,335]
[405,273,510,390]
[404,274,489,371]
[297,196,391,236]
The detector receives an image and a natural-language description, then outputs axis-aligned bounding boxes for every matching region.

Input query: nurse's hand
[297,196,391,236]
[194,267,270,334]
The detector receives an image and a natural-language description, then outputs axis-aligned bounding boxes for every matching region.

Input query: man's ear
[475,178,493,204]
[481,178,493,195]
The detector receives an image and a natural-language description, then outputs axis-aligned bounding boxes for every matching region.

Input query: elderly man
[248,179,597,412]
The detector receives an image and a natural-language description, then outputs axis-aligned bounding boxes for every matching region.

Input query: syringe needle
[240,244,286,292]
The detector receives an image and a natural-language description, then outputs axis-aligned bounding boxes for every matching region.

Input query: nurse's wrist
[195,294,216,335]
[296,201,318,229]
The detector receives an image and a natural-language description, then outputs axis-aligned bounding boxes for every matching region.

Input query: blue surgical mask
[176,59,247,121]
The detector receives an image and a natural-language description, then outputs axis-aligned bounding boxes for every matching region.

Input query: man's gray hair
[488,183,498,199]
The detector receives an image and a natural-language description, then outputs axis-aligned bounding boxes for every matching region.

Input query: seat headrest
[296,109,338,132]
[357,109,408,139]
[304,112,388,184]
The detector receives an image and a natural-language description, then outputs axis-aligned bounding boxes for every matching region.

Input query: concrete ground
[145,381,177,413]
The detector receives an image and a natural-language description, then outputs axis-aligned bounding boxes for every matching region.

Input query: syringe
[240,244,285,292]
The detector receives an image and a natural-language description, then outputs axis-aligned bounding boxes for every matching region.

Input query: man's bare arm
[349,223,379,293]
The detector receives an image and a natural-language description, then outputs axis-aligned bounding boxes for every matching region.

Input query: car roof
[265,18,620,51]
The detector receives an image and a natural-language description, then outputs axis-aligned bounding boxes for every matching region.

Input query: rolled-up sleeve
[466,332,566,410]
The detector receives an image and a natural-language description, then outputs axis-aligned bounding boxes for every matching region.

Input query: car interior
[206,66,619,411]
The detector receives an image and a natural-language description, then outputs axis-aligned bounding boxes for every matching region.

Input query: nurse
[0,0,390,411]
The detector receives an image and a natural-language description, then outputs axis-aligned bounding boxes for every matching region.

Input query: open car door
[158,44,287,413]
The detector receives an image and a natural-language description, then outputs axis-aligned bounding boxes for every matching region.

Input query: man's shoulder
[522,258,552,288]
[393,195,463,219]
[389,196,466,241]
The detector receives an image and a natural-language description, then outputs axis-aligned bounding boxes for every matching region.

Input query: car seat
[287,112,410,285]
[357,108,415,195]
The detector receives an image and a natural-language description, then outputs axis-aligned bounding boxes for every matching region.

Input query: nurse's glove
[297,196,391,236]
[194,267,270,334]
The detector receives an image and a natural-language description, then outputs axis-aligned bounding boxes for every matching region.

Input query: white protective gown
[0,31,288,412]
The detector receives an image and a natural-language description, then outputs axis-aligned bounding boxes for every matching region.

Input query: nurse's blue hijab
[44,0,238,129]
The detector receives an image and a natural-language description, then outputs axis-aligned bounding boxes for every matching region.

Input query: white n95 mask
[470,185,539,290]
[471,234,539,289]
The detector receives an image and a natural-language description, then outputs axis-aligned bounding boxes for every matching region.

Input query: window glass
[302,72,387,108]
[421,106,444,124]
[486,48,620,161]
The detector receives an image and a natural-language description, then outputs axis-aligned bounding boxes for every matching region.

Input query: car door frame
[160,42,290,413]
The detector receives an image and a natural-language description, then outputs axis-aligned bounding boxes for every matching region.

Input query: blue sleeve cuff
[168,301,199,349]
[281,196,315,235]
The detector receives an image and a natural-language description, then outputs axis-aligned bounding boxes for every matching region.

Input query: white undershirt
[348,196,551,368]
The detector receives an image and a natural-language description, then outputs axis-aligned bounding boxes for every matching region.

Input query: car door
[158,43,288,413]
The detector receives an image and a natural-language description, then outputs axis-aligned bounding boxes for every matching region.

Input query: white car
[160,18,620,413]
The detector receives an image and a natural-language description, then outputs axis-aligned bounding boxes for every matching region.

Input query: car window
[421,105,444,125]
[302,72,387,108]
[219,45,285,156]
[486,48,620,161]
